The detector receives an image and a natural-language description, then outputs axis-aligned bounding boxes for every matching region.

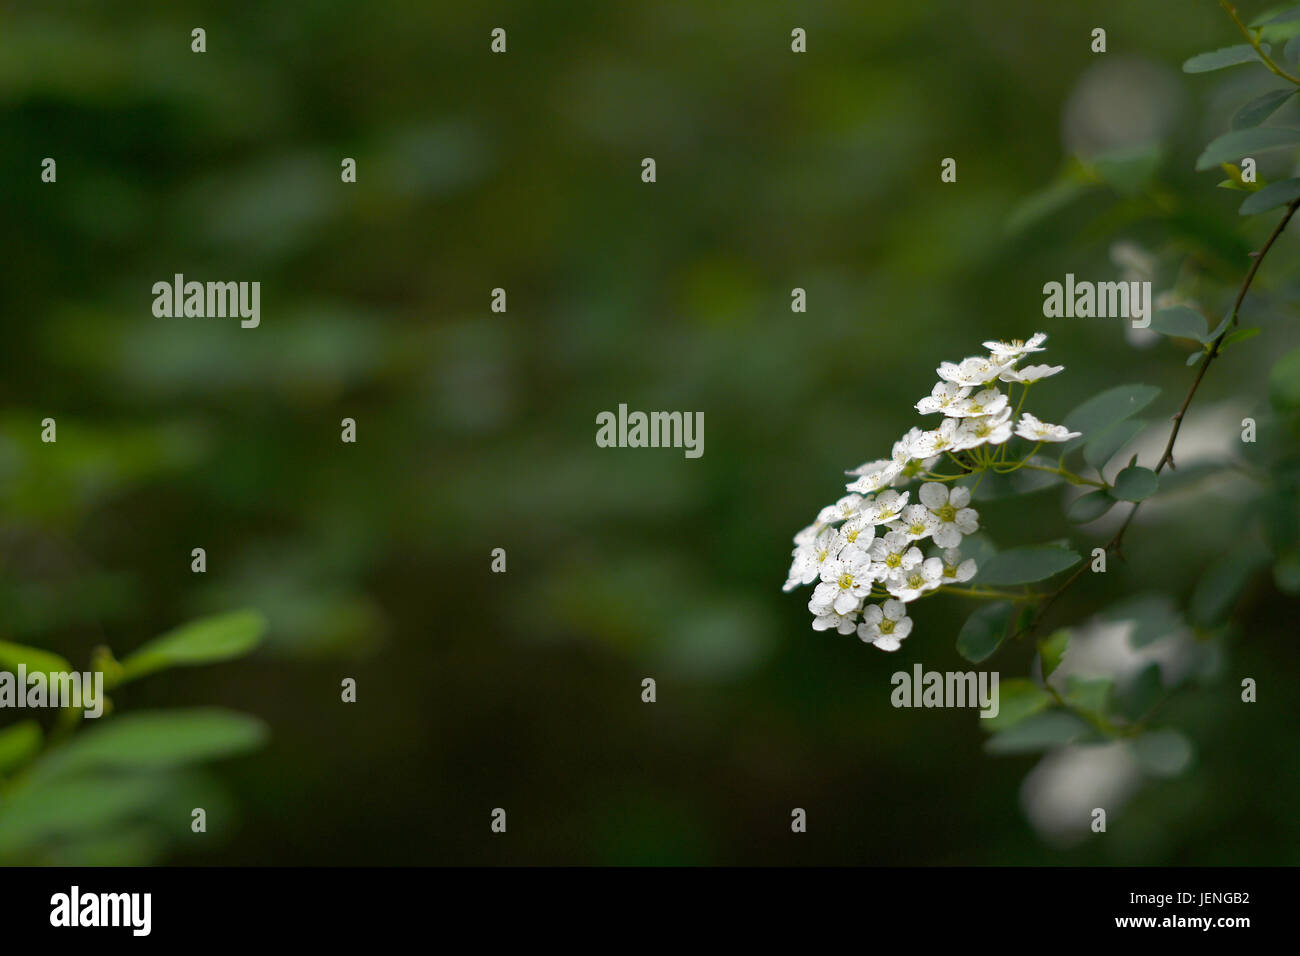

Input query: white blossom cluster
[783,333,1080,652]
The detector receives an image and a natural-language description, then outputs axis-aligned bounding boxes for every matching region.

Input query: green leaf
[0,721,42,775]
[118,609,266,684]
[1256,7,1300,27]
[1150,306,1207,340]
[1065,675,1113,717]
[976,546,1081,586]
[0,641,72,675]
[1129,730,1194,777]
[1038,629,1070,680]
[1268,345,1300,409]
[1005,162,1096,235]
[1066,489,1116,524]
[955,601,1014,663]
[1196,127,1300,171]
[1203,314,1233,344]
[982,678,1052,732]
[1287,34,1300,64]
[1102,593,1183,649]
[1116,662,1164,722]
[1182,44,1261,73]
[1221,326,1261,349]
[28,708,268,783]
[1061,384,1160,454]
[1232,88,1297,129]
[984,710,1091,755]
[0,774,169,857]
[1190,539,1271,627]
[1084,418,1147,471]
[1240,176,1300,214]
[1111,464,1159,501]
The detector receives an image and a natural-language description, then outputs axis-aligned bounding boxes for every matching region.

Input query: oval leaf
[1061,384,1160,454]
[1066,489,1116,524]
[1038,629,1071,681]
[976,546,1081,586]
[1182,44,1260,73]
[0,641,73,676]
[0,721,43,775]
[1084,418,1147,471]
[1111,464,1159,501]
[982,678,1052,731]
[29,708,268,783]
[985,710,1091,754]
[1240,176,1300,214]
[1129,730,1194,777]
[119,610,266,683]
[1232,88,1296,129]
[1150,306,1207,340]
[1196,127,1300,171]
[955,601,1013,664]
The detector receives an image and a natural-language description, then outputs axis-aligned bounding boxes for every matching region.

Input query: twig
[1019,196,1300,638]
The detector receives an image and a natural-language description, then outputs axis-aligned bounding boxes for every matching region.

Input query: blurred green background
[2,0,1299,864]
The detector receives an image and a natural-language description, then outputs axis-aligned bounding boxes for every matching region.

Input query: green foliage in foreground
[0,611,266,864]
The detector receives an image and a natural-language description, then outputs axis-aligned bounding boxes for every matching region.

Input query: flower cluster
[783,332,1079,651]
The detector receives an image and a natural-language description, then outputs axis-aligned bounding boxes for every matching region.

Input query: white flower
[783,527,839,592]
[857,599,913,651]
[1015,412,1081,443]
[886,557,944,602]
[946,387,1009,419]
[910,419,963,458]
[834,514,877,553]
[890,428,940,484]
[917,482,979,548]
[937,356,1014,387]
[861,489,909,525]
[812,607,859,635]
[846,457,889,477]
[983,332,1047,361]
[999,363,1063,384]
[867,530,923,580]
[895,503,939,541]
[845,460,902,494]
[810,549,876,615]
[938,547,977,583]
[915,382,972,415]
[952,407,1013,451]
[817,493,864,525]
[793,520,827,547]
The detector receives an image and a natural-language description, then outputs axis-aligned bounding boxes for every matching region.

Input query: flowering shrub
[783,0,1300,845]
[785,333,1082,650]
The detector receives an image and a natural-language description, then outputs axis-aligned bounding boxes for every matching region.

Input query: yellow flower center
[838,573,854,590]
[880,619,895,634]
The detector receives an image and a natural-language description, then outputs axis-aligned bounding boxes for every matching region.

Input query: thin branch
[1221,0,1300,86]
[1019,196,1300,638]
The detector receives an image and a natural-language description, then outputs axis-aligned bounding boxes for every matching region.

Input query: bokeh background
[2,0,1299,864]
